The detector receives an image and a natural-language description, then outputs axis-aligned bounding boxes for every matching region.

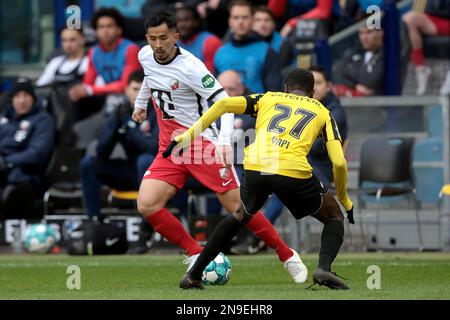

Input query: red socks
[411,48,424,66]
[145,208,202,256]
[246,211,293,262]
[145,208,293,262]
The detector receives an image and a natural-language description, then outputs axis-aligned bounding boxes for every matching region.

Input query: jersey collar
[154,46,182,65]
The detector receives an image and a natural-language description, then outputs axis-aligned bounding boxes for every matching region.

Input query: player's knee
[402,12,419,27]
[232,206,252,224]
[224,199,241,213]
[137,198,163,217]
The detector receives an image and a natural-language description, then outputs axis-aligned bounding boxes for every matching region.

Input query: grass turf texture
[0,253,449,300]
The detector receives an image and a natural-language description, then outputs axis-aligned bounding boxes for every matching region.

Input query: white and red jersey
[135,45,232,150]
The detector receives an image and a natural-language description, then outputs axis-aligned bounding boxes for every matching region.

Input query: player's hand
[215,144,233,167]
[346,206,355,224]
[132,108,147,123]
[68,84,88,102]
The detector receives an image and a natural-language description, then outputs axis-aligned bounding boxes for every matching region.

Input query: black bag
[67,220,128,255]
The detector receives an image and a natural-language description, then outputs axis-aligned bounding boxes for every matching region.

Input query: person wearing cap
[0,79,55,215]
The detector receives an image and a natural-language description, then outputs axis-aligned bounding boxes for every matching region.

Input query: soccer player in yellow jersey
[164,69,354,290]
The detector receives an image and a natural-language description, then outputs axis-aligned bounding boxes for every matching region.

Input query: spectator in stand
[217,70,255,180]
[332,23,384,97]
[36,27,88,88]
[402,0,450,95]
[0,79,55,216]
[68,8,140,106]
[214,0,282,93]
[252,5,284,53]
[142,0,198,21]
[79,70,158,224]
[196,0,231,39]
[267,0,341,37]
[195,1,267,38]
[176,5,222,73]
[95,0,147,41]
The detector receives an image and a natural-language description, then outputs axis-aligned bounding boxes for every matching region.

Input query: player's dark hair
[309,66,329,82]
[91,7,125,30]
[254,5,275,21]
[228,0,254,14]
[145,11,177,31]
[128,69,144,84]
[284,68,315,94]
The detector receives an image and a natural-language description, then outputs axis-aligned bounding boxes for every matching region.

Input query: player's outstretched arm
[162,96,247,158]
[325,139,354,223]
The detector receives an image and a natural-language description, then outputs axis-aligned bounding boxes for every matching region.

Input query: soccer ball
[23,224,58,253]
[202,252,232,285]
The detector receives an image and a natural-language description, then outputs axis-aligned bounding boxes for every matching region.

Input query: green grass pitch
[0,252,449,300]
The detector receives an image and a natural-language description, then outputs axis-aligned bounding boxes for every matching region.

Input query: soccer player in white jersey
[132,11,306,283]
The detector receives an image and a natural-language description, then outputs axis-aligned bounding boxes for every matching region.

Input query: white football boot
[284,249,308,283]
[183,253,200,273]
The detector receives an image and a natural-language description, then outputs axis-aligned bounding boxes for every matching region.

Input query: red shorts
[427,14,450,35]
[143,140,240,194]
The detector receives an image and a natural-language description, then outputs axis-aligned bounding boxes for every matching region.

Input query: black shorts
[240,170,328,220]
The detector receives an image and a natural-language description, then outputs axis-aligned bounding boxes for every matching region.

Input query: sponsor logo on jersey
[169,79,179,91]
[202,74,215,88]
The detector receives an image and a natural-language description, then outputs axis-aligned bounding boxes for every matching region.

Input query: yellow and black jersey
[174,92,352,211]
[242,92,341,179]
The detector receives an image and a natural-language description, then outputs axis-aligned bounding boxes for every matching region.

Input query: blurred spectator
[142,0,198,19]
[68,8,140,103]
[307,66,348,185]
[176,5,222,73]
[79,70,158,222]
[214,0,282,93]
[36,28,87,88]
[332,24,384,97]
[0,79,55,215]
[402,0,450,95]
[252,5,284,53]
[267,0,341,37]
[197,0,239,39]
[96,0,147,41]
[97,0,146,19]
[217,70,255,180]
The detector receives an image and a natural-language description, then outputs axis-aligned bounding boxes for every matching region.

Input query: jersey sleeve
[134,77,151,110]
[36,56,61,87]
[243,94,264,116]
[325,139,353,211]
[321,112,342,143]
